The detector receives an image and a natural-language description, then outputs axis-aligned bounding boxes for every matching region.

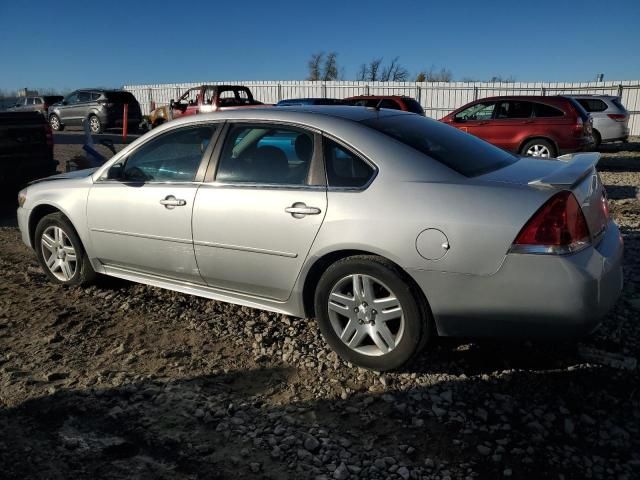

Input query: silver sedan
[17,107,624,370]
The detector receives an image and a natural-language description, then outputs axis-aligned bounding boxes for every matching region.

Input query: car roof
[474,95,572,102]
[346,95,411,99]
[568,94,617,99]
[159,105,412,129]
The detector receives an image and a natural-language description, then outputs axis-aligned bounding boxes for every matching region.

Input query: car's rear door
[490,100,534,151]
[87,123,219,282]
[192,122,327,301]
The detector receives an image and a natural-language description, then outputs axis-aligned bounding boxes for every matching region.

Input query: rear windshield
[361,114,517,177]
[563,97,590,121]
[402,97,425,115]
[43,96,63,104]
[611,98,628,112]
[106,91,138,103]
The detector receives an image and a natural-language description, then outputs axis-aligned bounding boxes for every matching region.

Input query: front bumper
[408,220,624,337]
[17,206,31,248]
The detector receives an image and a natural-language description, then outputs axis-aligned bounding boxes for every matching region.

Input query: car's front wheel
[34,213,96,286]
[315,255,429,371]
[49,114,63,131]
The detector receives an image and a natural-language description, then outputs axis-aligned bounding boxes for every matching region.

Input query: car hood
[29,168,98,185]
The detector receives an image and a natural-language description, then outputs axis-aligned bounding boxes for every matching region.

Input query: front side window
[495,101,533,119]
[117,125,216,182]
[455,102,495,121]
[65,92,79,104]
[216,124,314,185]
[324,138,374,188]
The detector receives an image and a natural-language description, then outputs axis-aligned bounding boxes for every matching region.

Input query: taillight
[510,191,591,255]
[607,113,626,122]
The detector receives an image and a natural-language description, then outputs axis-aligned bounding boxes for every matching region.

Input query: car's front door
[87,123,219,282]
[192,122,327,301]
[57,92,82,125]
[451,101,496,141]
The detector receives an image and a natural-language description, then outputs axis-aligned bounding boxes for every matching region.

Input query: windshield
[361,114,518,177]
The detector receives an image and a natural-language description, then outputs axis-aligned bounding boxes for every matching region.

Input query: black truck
[0,112,57,199]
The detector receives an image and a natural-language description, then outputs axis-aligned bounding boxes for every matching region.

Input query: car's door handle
[285,203,321,218]
[160,195,187,209]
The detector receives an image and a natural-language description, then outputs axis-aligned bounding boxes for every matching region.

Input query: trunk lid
[480,153,609,243]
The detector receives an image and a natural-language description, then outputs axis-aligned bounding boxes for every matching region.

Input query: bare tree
[322,52,339,81]
[415,72,427,82]
[381,57,409,82]
[356,64,368,81]
[424,67,453,82]
[489,75,515,83]
[367,58,384,81]
[307,52,324,81]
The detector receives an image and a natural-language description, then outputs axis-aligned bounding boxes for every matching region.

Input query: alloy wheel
[50,116,60,130]
[89,116,100,133]
[526,144,551,158]
[327,274,405,356]
[40,226,77,281]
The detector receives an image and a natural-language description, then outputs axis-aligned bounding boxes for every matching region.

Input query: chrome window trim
[199,182,326,192]
[321,133,378,192]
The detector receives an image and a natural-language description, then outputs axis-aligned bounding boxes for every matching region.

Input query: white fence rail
[124,80,640,136]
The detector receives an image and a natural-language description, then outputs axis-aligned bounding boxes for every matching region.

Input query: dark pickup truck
[0,112,57,198]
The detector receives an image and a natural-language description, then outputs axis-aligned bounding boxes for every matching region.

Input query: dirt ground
[0,139,639,479]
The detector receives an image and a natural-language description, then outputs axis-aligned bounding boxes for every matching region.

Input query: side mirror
[107,163,124,180]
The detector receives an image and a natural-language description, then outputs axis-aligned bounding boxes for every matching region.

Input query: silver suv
[570,95,629,147]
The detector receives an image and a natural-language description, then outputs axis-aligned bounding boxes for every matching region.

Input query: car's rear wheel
[521,139,556,158]
[88,115,103,134]
[314,255,429,371]
[35,213,96,286]
[49,114,63,131]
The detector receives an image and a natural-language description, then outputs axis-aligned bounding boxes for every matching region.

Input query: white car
[571,95,630,147]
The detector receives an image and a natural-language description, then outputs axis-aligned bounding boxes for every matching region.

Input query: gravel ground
[0,140,639,479]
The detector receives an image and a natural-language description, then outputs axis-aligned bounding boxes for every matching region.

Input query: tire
[49,114,63,131]
[88,114,103,134]
[592,130,602,150]
[34,212,96,287]
[520,139,556,159]
[314,255,430,371]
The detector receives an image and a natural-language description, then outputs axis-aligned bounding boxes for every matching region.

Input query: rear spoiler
[528,152,600,189]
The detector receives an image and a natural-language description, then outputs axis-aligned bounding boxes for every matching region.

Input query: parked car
[343,95,425,115]
[8,95,63,116]
[48,90,142,134]
[17,107,622,370]
[149,85,264,128]
[569,95,630,147]
[1,112,56,197]
[276,98,344,106]
[441,96,594,158]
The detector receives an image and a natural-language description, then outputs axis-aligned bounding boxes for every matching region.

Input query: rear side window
[576,98,608,112]
[379,99,402,110]
[324,138,374,188]
[534,102,564,117]
[362,114,517,177]
[216,124,314,185]
[78,92,91,102]
[496,101,533,119]
[106,91,138,104]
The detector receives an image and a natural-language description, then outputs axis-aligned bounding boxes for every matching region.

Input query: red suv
[343,95,425,115]
[440,96,593,158]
